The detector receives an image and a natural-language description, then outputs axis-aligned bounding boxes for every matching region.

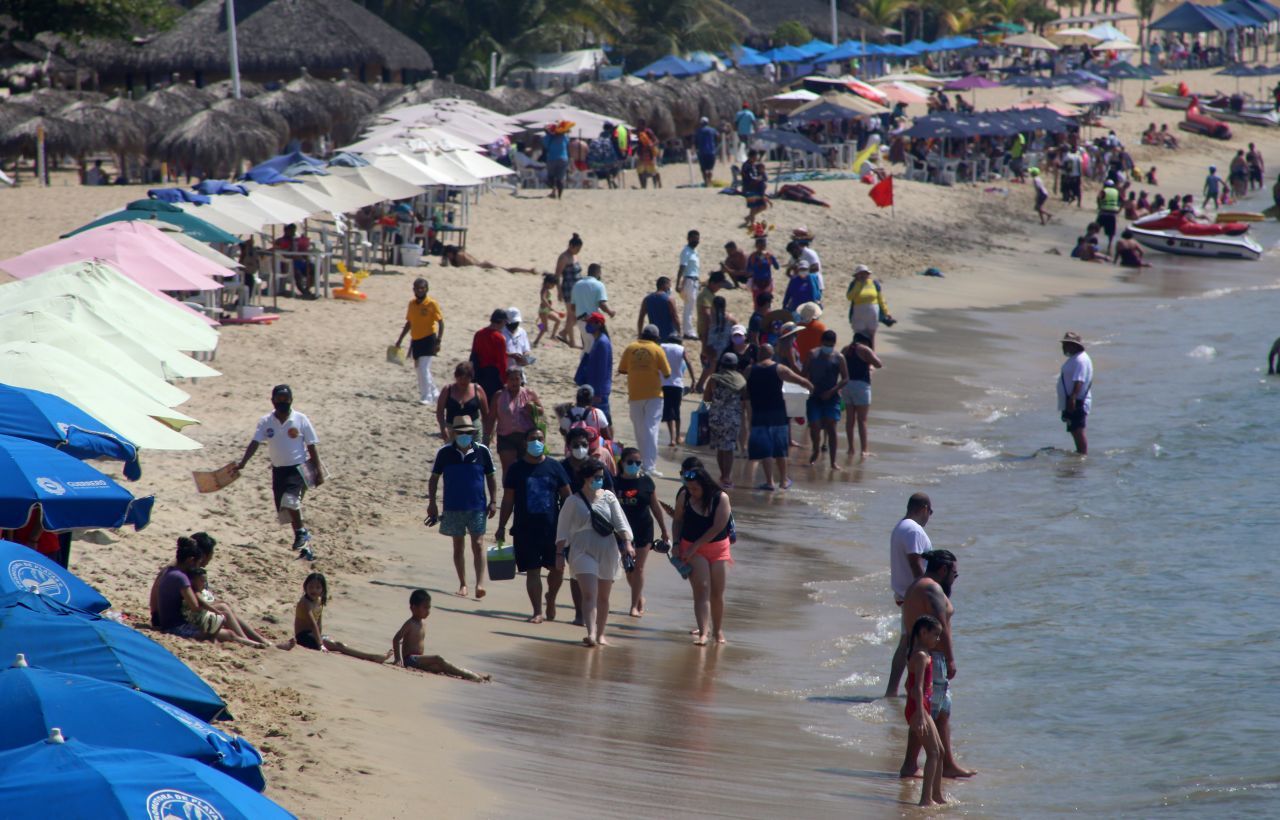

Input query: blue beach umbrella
[0,434,152,532]
[0,383,141,480]
[0,736,292,819]
[0,540,109,612]
[0,591,228,721]
[0,656,264,789]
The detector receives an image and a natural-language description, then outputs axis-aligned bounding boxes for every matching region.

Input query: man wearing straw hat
[1057,332,1093,455]
[429,416,498,600]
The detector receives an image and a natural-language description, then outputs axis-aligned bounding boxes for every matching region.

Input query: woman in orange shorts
[672,456,733,645]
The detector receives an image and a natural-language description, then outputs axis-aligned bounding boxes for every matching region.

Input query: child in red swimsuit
[904,615,946,807]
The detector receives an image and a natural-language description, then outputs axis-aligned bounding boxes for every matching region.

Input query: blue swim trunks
[806,394,842,422]
[440,509,486,537]
[747,424,789,460]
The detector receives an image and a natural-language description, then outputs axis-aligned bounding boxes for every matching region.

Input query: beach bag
[579,492,616,537]
[486,544,516,580]
[686,403,709,447]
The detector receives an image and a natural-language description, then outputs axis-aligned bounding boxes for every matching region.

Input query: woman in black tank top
[672,457,733,645]
[840,333,883,462]
[436,361,489,441]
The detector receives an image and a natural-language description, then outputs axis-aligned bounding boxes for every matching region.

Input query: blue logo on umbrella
[147,789,224,820]
[7,560,69,602]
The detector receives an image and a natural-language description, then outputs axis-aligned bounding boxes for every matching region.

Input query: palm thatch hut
[255,88,331,141]
[58,102,147,155]
[0,99,38,135]
[141,83,217,129]
[6,88,106,114]
[101,96,167,139]
[153,109,280,178]
[285,67,378,144]
[489,85,551,117]
[205,78,266,99]
[129,0,432,88]
[0,114,83,158]
[210,97,290,143]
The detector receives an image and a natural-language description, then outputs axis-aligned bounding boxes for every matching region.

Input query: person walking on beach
[898,549,974,780]
[1095,178,1121,255]
[695,117,718,186]
[638,276,680,342]
[614,446,670,617]
[672,456,733,645]
[660,332,696,446]
[556,458,633,647]
[543,126,570,200]
[1058,331,1093,456]
[1203,166,1223,210]
[842,332,883,460]
[393,277,444,405]
[886,493,933,697]
[746,236,779,299]
[491,367,543,476]
[555,234,584,346]
[428,417,497,600]
[846,265,893,348]
[803,329,848,469]
[703,351,747,486]
[1060,144,1082,208]
[232,384,323,559]
[496,428,572,623]
[619,324,673,474]
[571,263,614,349]
[470,309,509,413]
[1246,143,1264,190]
[1031,167,1051,225]
[573,312,613,421]
[746,343,812,491]
[677,230,702,340]
[437,362,491,444]
[741,149,769,228]
[502,308,532,375]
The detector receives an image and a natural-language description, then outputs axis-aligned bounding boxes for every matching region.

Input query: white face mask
[571,446,589,460]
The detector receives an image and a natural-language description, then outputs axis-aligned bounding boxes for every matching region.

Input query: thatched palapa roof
[131,0,432,78]
[153,109,280,176]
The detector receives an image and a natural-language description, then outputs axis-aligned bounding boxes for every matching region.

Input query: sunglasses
[681,471,700,481]
[624,461,642,467]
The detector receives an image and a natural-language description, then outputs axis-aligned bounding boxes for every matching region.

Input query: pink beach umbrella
[0,221,226,292]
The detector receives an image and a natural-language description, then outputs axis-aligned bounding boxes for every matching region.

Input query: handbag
[579,492,615,537]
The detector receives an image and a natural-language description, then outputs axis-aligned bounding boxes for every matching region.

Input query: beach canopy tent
[0,259,220,351]
[761,45,810,63]
[0,434,153,532]
[0,736,292,817]
[902,108,1078,138]
[0,384,143,480]
[750,128,824,154]
[922,36,980,51]
[877,81,933,105]
[633,55,710,79]
[525,48,609,87]
[791,91,889,123]
[0,659,265,788]
[0,541,110,611]
[0,223,224,294]
[1085,23,1131,41]
[734,45,772,67]
[1151,2,1251,31]
[1002,32,1061,50]
[795,39,835,57]
[812,40,870,63]
[1093,38,1141,52]
[1220,0,1280,23]
[0,342,203,448]
[61,200,237,246]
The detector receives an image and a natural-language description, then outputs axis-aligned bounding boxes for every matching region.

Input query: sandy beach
[2,66,1278,816]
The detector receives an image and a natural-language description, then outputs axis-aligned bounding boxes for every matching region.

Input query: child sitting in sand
[182,568,267,648]
[904,615,946,807]
[281,572,391,662]
[532,273,564,347]
[391,589,491,682]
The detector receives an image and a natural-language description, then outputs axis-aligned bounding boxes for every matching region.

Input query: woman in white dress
[555,458,634,647]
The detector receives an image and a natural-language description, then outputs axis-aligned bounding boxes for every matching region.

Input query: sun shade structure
[330,164,425,201]
[128,0,431,81]
[633,55,711,79]
[62,200,238,245]
[0,543,111,612]
[1003,32,1061,50]
[0,259,220,351]
[0,436,153,532]
[0,659,265,788]
[1151,1,1250,32]
[0,383,145,480]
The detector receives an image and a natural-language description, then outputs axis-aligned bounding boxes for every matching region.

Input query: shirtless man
[391,588,491,682]
[1268,337,1280,374]
[898,550,974,779]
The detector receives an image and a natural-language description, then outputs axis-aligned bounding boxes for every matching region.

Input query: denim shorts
[440,509,486,537]
[842,380,872,407]
[747,424,789,460]
[806,394,841,422]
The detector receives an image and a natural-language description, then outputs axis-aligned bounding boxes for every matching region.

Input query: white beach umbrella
[367,150,458,187]
[330,165,424,202]
[437,149,514,180]
[1052,27,1104,46]
[0,342,202,450]
[513,104,628,137]
[1003,33,1061,51]
[171,202,259,236]
[244,182,341,218]
[163,230,240,269]
[1093,39,1140,52]
[0,311,191,408]
[0,260,219,352]
[300,173,387,212]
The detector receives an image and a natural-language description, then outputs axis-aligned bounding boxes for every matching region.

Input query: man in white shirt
[677,230,701,340]
[1057,331,1093,455]
[502,307,533,375]
[885,492,933,697]
[232,384,324,559]
[570,264,614,350]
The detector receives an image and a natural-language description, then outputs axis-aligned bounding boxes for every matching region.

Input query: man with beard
[897,549,974,779]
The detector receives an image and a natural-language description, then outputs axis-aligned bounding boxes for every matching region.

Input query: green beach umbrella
[62,200,238,245]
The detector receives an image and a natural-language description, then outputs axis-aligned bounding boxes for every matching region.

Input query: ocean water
[446,241,1280,818]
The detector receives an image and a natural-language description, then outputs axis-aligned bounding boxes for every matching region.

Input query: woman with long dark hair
[671,456,733,645]
[614,446,669,617]
[554,458,633,647]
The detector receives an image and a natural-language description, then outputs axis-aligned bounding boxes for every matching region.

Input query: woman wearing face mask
[802,329,848,469]
[613,446,670,617]
[572,312,613,422]
[555,458,633,647]
[671,456,733,645]
[491,366,543,476]
[437,362,492,443]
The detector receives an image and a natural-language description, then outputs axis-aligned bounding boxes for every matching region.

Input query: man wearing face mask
[496,428,572,623]
[232,384,324,560]
[802,329,848,469]
[428,416,498,600]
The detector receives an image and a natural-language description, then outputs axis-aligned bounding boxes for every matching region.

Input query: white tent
[171,202,259,236]
[0,293,219,381]
[513,103,629,137]
[0,311,191,408]
[0,260,219,352]
[0,341,202,450]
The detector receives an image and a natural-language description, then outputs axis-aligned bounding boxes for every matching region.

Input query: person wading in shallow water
[1057,331,1093,455]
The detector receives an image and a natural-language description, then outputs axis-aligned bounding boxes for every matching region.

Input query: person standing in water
[1058,331,1093,455]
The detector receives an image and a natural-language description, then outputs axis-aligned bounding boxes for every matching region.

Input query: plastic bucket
[398,244,423,267]
[782,382,810,418]
[486,544,516,580]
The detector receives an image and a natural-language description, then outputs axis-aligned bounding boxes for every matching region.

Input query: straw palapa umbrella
[255,88,332,140]
[210,97,290,143]
[153,109,280,178]
[58,102,147,155]
[0,114,83,157]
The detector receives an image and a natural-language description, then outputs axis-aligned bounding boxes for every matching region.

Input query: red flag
[869,175,894,208]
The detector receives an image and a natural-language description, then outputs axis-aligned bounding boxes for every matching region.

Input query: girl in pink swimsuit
[904,615,946,807]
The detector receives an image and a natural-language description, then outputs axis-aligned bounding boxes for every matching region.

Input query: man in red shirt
[273,223,316,299]
[470,309,510,436]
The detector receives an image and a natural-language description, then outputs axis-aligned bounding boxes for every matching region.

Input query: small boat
[1131,211,1262,259]
[1202,101,1280,127]
[1148,89,1193,110]
[1178,97,1232,139]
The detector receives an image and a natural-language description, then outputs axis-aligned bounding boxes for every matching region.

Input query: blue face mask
[527,440,545,457]
[623,463,641,477]
[455,434,473,449]
[590,477,605,490]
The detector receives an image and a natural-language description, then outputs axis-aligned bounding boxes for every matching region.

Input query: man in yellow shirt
[618,324,672,474]
[393,277,445,404]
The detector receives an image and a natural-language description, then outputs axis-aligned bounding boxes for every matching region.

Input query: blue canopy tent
[796,39,835,57]
[633,55,710,78]
[733,45,771,67]
[1150,1,1243,32]
[761,45,810,63]
[902,39,930,54]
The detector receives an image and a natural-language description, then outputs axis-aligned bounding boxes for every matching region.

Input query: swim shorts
[1097,212,1117,238]
[440,509,487,537]
[404,654,421,668]
[296,631,322,650]
[747,424,789,460]
[806,394,841,422]
[662,385,683,422]
[930,651,952,719]
[166,623,203,639]
[697,152,717,173]
[1061,405,1087,432]
[409,334,439,359]
[546,159,568,185]
[512,531,558,572]
[842,380,871,407]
